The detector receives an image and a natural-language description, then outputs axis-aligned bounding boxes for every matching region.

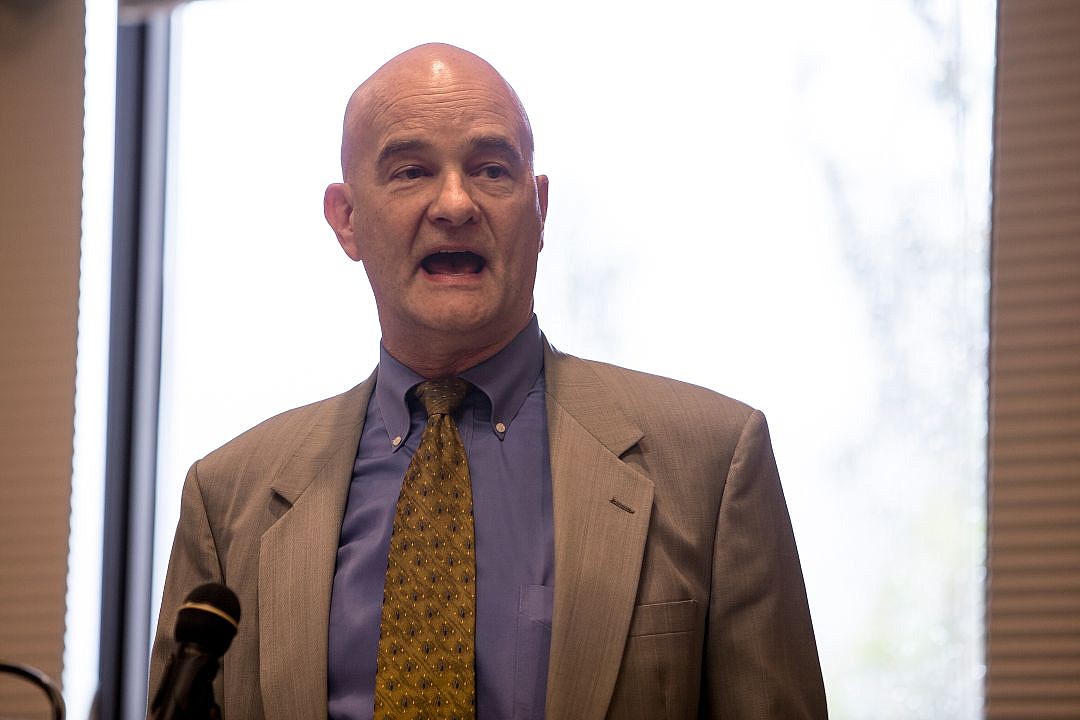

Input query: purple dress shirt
[328,317,554,720]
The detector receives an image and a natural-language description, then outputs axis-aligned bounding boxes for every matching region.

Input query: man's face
[325,53,548,364]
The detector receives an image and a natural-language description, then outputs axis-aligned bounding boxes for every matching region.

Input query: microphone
[150,583,241,720]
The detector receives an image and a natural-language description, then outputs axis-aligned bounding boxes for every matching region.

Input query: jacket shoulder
[196,375,374,481]
[547,346,758,433]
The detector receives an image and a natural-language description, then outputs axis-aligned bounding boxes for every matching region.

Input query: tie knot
[414,378,469,418]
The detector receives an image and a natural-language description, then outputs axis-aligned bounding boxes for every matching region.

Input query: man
[150,43,827,719]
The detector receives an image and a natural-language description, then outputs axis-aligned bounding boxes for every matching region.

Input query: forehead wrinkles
[365,84,526,141]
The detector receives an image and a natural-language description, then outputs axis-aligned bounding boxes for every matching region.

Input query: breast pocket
[514,584,553,720]
[627,599,698,637]
[609,599,701,720]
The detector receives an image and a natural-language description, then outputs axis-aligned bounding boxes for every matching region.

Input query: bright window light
[65,1,116,719]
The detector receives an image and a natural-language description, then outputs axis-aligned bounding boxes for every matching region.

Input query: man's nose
[427,172,479,227]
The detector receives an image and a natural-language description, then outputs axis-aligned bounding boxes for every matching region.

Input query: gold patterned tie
[374,378,476,720]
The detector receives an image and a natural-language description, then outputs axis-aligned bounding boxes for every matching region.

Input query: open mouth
[420,250,486,276]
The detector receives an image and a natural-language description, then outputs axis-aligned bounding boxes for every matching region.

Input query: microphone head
[175,583,241,657]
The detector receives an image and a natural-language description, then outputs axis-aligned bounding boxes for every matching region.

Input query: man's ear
[324,182,362,261]
[535,174,549,252]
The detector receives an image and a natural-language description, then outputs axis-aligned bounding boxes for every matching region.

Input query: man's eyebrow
[376,139,431,166]
[468,135,524,162]
[375,135,524,166]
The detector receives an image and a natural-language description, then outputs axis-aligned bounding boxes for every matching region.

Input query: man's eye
[395,167,425,180]
[478,165,508,180]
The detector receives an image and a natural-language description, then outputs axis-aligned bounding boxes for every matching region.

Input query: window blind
[0,0,83,718]
[987,1,1080,716]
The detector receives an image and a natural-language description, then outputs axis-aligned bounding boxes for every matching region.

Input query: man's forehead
[371,87,523,133]
[358,70,523,131]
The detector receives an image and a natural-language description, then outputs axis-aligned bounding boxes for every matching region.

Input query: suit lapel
[543,344,654,720]
[258,376,374,720]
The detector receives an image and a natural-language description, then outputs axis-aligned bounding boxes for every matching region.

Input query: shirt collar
[375,315,544,449]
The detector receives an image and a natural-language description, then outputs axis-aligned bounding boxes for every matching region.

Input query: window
[146,1,995,716]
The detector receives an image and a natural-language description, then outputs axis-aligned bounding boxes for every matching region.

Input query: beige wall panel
[0,0,84,717]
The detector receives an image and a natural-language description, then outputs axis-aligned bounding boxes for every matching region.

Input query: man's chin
[403,303,522,347]
[417,310,501,339]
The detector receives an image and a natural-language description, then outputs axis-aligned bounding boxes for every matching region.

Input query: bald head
[340,43,535,178]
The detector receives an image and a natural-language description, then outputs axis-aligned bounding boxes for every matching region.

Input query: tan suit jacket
[150,342,827,719]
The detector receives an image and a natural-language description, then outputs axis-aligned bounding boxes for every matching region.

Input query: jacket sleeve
[702,409,828,718]
[146,460,225,716]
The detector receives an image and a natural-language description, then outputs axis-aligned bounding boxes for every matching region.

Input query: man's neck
[382,331,521,379]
